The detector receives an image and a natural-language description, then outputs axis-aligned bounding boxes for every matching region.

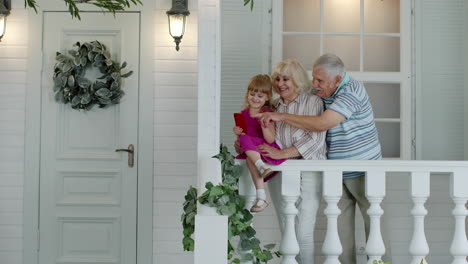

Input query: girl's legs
[246,157,269,212]
[244,150,272,178]
[246,157,264,190]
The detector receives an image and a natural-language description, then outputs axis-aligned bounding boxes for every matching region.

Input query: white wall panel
[153,0,198,263]
[0,5,27,264]
[417,0,466,160]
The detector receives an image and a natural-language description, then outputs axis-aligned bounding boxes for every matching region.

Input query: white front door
[39,12,139,264]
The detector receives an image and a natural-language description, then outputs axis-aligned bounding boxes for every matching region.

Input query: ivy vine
[182,144,280,263]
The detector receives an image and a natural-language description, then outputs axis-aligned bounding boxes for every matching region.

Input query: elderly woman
[254,59,326,264]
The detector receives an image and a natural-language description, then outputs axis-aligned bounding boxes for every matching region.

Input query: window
[271,0,412,159]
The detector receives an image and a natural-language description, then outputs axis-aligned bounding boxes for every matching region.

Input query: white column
[237,160,256,264]
[322,170,343,264]
[195,0,227,263]
[280,170,301,264]
[365,169,386,264]
[449,170,468,264]
[409,172,430,264]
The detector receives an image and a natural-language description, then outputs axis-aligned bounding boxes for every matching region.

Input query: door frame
[24,5,154,264]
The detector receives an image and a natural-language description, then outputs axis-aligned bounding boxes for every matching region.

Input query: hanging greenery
[25,0,253,19]
[52,40,133,110]
[24,0,143,20]
[181,144,280,263]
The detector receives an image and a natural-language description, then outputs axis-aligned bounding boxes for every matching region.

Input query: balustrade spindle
[449,171,468,264]
[279,170,301,264]
[322,170,343,264]
[409,172,430,264]
[365,169,386,264]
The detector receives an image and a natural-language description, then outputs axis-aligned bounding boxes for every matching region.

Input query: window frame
[271,0,413,159]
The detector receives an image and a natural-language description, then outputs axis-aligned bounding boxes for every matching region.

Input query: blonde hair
[242,74,273,110]
[271,59,311,94]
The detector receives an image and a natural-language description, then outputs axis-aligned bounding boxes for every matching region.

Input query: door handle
[115,144,134,167]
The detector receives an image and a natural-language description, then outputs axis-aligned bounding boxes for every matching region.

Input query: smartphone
[234,113,248,133]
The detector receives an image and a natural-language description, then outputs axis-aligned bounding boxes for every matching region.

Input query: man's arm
[256,109,346,132]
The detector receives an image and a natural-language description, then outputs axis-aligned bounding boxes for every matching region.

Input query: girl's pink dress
[236,109,286,165]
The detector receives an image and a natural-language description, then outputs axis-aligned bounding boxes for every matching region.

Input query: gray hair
[313,53,345,78]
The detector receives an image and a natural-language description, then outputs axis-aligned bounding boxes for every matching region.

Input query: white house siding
[0,1,28,262]
[153,0,198,263]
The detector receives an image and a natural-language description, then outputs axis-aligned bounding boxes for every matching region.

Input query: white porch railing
[236,160,468,264]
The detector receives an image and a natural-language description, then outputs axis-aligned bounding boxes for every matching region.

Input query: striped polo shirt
[323,73,382,179]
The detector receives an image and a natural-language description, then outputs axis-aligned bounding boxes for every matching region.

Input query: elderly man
[257,53,387,264]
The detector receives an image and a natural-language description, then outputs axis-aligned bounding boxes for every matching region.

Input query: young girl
[233,74,286,212]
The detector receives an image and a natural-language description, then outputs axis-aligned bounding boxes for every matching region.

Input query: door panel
[39,12,139,264]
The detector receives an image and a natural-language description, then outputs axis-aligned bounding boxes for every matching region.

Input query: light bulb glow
[168,14,186,38]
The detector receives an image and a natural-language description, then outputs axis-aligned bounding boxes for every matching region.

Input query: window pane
[323,36,360,71]
[364,0,400,33]
[364,37,400,71]
[324,0,360,33]
[284,0,320,32]
[365,83,400,118]
[376,122,400,158]
[283,35,320,71]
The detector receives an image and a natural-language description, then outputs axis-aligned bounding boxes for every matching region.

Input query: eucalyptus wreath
[53,40,133,110]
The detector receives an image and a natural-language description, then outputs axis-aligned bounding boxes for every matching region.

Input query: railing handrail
[254,159,468,173]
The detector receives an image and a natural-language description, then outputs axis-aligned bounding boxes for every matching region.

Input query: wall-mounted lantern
[0,0,10,42]
[166,0,190,51]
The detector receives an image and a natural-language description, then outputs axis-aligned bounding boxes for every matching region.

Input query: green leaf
[110,72,120,81]
[55,52,68,62]
[110,81,120,91]
[219,204,236,216]
[88,51,96,62]
[182,237,194,251]
[81,93,92,105]
[205,182,214,190]
[264,243,275,250]
[209,186,224,197]
[77,78,91,89]
[62,63,72,72]
[71,95,81,106]
[67,75,75,87]
[54,91,63,102]
[98,97,111,105]
[80,56,87,67]
[244,226,256,237]
[121,70,133,78]
[96,88,111,98]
